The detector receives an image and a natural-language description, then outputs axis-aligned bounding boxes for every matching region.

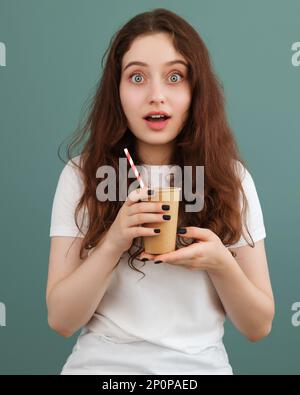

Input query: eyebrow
[123,59,188,71]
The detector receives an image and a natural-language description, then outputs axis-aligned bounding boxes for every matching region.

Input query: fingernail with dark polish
[141,258,149,262]
[177,228,187,234]
[163,214,171,220]
[154,228,160,233]
[162,204,170,211]
[154,260,163,264]
[147,189,155,195]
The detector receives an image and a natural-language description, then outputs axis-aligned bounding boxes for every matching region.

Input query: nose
[148,79,166,104]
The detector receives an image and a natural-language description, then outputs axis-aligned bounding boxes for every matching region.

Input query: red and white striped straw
[124,148,145,189]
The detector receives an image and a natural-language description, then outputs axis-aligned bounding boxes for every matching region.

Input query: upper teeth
[149,114,166,118]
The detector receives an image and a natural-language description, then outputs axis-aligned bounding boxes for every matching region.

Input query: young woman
[47,8,274,375]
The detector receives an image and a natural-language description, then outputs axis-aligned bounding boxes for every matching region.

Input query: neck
[135,140,174,165]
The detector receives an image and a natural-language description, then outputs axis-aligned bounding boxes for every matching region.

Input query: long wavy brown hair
[58,8,254,278]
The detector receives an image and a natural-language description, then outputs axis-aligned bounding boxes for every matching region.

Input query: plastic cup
[142,187,181,254]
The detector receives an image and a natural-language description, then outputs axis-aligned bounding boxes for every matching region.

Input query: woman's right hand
[105,187,169,254]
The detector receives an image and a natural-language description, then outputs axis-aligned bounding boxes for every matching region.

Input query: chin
[142,134,175,144]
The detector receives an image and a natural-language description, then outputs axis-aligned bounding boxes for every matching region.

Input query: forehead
[122,33,187,67]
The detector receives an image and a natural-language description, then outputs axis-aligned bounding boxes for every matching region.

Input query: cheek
[174,88,191,114]
[120,87,142,115]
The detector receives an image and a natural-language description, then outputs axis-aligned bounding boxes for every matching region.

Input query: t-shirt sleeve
[49,158,88,238]
[227,162,266,248]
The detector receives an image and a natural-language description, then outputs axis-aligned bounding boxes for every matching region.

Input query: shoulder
[50,154,88,237]
[227,160,266,248]
[63,154,82,174]
[233,160,258,197]
[53,154,85,202]
[59,154,84,184]
[233,159,264,207]
[234,160,251,184]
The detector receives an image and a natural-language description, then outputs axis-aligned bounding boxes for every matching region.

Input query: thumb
[177,226,217,242]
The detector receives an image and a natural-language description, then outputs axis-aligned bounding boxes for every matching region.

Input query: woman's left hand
[138,226,235,274]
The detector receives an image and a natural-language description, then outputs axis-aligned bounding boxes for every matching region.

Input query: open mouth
[143,115,172,131]
[143,115,171,122]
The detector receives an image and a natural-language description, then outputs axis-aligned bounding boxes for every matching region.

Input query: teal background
[0,0,299,375]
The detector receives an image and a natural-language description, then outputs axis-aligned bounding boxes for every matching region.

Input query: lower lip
[144,117,171,131]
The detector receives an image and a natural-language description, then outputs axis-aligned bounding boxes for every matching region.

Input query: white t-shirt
[50,155,266,374]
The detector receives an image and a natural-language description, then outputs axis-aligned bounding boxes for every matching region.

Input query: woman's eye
[130,73,144,83]
[169,72,183,83]
[129,73,141,82]
[129,72,183,84]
